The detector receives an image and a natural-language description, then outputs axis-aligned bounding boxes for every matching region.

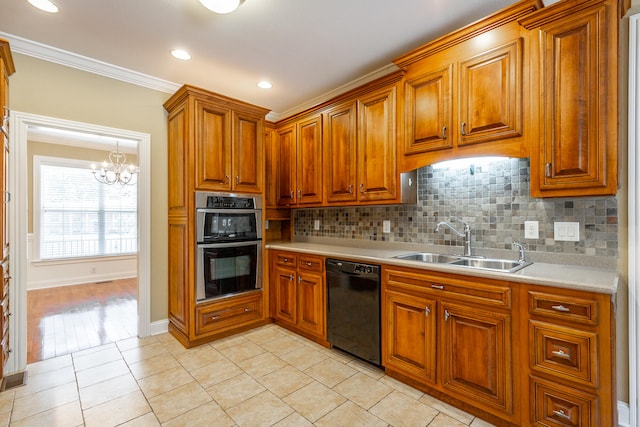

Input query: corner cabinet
[521,0,619,197]
[0,39,14,380]
[164,85,270,348]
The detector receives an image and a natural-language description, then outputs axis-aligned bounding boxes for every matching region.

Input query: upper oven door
[196,209,262,243]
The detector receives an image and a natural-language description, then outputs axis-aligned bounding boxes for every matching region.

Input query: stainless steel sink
[449,258,532,273]
[393,252,462,263]
[393,252,532,273]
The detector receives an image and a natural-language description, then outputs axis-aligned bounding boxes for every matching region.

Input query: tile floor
[0,324,497,427]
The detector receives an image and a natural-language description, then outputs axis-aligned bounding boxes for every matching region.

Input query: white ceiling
[0,0,529,120]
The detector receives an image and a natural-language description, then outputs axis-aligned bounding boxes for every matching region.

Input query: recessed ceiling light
[27,0,59,13]
[199,0,244,14]
[257,81,272,89]
[171,49,191,60]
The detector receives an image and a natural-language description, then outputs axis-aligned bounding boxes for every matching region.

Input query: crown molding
[1,31,400,121]
[0,31,181,94]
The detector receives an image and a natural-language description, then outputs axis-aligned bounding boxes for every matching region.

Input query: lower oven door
[196,240,262,303]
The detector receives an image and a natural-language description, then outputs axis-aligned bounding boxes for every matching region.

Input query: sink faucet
[512,242,526,263]
[435,218,472,257]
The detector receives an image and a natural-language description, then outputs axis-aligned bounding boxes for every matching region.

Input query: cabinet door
[458,39,522,146]
[273,264,297,325]
[357,85,397,202]
[324,102,357,203]
[264,124,277,208]
[440,302,512,414]
[168,218,190,334]
[167,103,190,217]
[297,270,325,337]
[383,290,436,384]
[296,115,323,205]
[404,65,453,154]
[195,100,232,191]
[233,111,263,194]
[531,2,616,196]
[275,125,297,206]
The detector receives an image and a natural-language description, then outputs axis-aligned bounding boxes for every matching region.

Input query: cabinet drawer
[530,320,597,388]
[275,252,297,267]
[196,293,263,335]
[298,255,323,273]
[385,268,511,308]
[529,291,598,326]
[531,376,598,427]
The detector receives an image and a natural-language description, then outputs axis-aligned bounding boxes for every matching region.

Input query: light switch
[524,221,539,239]
[554,221,580,242]
[383,220,391,233]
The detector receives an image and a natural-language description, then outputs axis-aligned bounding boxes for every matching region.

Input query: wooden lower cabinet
[382,265,615,427]
[440,302,511,414]
[382,266,516,425]
[270,250,327,344]
[523,286,616,427]
[384,290,436,384]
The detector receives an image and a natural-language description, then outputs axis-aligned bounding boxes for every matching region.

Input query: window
[34,156,137,260]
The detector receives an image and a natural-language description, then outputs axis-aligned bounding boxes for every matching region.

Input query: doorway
[9,111,151,373]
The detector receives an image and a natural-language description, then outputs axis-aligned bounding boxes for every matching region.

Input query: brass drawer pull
[425,307,430,317]
[244,307,251,312]
[551,349,571,359]
[431,284,444,290]
[552,409,571,420]
[442,126,447,139]
[551,305,571,313]
[209,314,220,321]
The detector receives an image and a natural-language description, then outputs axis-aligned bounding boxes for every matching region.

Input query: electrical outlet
[554,221,580,242]
[383,220,391,233]
[524,221,539,239]
[314,219,320,230]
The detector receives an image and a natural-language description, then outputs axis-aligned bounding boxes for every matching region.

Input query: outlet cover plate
[554,221,580,242]
[314,219,320,230]
[524,221,539,239]
[383,220,391,233]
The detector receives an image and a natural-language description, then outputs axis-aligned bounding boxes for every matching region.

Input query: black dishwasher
[326,259,381,366]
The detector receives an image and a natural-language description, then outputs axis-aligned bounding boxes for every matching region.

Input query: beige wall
[10,53,170,323]
[27,141,138,233]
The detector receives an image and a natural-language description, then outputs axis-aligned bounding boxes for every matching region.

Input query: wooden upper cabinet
[263,123,277,208]
[357,85,397,202]
[167,104,190,217]
[401,37,523,157]
[164,86,268,196]
[275,114,323,206]
[233,111,264,193]
[324,101,358,203]
[404,65,453,154]
[296,115,323,205]
[522,0,618,197]
[195,100,232,191]
[275,124,296,206]
[458,39,522,146]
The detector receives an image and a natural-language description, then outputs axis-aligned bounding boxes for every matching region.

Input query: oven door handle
[196,208,261,214]
[196,240,262,249]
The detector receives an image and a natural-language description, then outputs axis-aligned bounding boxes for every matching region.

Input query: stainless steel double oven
[195,192,262,303]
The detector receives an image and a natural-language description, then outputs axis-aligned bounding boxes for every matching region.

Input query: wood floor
[26,278,138,364]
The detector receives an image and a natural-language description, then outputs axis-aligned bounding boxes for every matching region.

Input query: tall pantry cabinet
[0,39,14,379]
[164,85,270,348]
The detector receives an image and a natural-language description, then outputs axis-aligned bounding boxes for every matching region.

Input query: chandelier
[91,141,138,186]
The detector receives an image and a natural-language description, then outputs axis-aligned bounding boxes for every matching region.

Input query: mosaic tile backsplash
[293,158,618,258]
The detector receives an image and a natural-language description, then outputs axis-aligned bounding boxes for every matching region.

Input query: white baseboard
[149,319,169,336]
[28,273,137,290]
[619,401,630,427]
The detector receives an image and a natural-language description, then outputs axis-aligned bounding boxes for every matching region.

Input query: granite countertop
[266,239,619,295]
